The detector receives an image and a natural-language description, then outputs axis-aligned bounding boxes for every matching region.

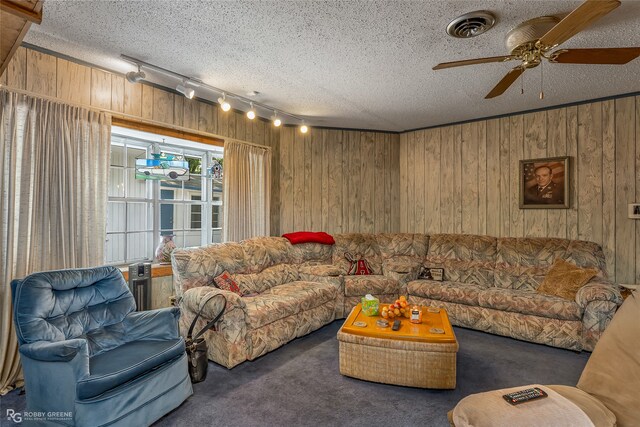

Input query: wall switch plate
[630,204,640,219]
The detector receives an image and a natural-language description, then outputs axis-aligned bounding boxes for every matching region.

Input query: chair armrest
[19,339,88,363]
[298,264,345,277]
[575,281,623,308]
[123,307,181,341]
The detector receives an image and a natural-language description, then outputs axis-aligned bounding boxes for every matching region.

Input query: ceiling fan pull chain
[539,60,544,100]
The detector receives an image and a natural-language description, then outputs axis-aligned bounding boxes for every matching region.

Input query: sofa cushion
[344,275,399,297]
[376,233,429,260]
[243,281,338,329]
[547,385,616,427]
[478,288,582,321]
[241,237,293,273]
[333,234,383,274]
[495,238,607,291]
[77,338,185,399]
[407,280,483,306]
[233,264,299,295]
[425,234,497,288]
[289,242,333,265]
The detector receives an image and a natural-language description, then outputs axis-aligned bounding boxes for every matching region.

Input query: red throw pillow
[345,252,373,275]
[213,271,242,296]
[282,231,335,245]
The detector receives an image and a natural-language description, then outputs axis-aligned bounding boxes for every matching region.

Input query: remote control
[502,387,548,405]
[392,320,401,331]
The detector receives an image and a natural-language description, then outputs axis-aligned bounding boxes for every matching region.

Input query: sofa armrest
[575,281,623,308]
[123,307,181,341]
[19,339,88,363]
[179,286,248,341]
[298,264,345,277]
[577,280,623,351]
[181,286,246,316]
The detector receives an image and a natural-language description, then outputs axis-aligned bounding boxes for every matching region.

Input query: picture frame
[630,204,640,219]
[519,156,570,209]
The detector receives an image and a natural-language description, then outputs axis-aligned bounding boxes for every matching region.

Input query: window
[190,195,202,229]
[106,130,223,265]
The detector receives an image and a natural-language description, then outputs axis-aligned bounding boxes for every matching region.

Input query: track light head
[247,103,256,120]
[126,69,146,83]
[300,123,309,134]
[176,82,195,99]
[217,93,231,112]
[271,110,282,127]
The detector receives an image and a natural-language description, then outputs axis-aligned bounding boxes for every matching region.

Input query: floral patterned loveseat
[172,233,621,368]
[171,234,427,368]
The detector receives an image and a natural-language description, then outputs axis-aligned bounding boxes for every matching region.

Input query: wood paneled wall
[4,47,638,280]
[279,127,400,234]
[1,46,281,234]
[400,97,640,283]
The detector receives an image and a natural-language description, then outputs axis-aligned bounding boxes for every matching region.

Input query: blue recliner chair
[11,266,193,426]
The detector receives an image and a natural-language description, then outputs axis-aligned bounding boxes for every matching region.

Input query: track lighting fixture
[271,111,282,127]
[125,65,146,83]
[247,103,256,120]
[217,93,231,112]
[176,80,195,99]
[121,54,308,128]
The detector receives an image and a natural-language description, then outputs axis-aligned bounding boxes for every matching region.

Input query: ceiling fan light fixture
[446,11,496,38]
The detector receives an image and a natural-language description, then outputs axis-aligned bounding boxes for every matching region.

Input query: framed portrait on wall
[519,156,570,209]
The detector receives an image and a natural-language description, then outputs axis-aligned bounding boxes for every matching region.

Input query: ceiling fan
[433,0,640,99]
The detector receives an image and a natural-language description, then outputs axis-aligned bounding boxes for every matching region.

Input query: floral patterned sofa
[408,234,621,352]
[172,233,621,368]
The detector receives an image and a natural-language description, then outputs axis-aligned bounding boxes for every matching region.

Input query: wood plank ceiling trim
[0,0,42,75]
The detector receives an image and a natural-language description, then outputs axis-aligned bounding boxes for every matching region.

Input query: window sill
[120,264,173,281]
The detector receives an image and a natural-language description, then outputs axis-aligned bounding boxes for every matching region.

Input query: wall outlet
[630,204,640,219]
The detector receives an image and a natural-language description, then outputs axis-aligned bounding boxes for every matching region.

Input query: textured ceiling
[24,0,640,132]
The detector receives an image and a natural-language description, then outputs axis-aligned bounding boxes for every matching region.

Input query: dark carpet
[1,321,589,427]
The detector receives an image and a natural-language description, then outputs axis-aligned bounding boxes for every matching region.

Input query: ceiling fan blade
[548,47,640,64]
[485,67,525,99]
[538,0,620,48]
[433,55,515,70]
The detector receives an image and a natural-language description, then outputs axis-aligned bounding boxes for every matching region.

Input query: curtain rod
[0,85,272,151]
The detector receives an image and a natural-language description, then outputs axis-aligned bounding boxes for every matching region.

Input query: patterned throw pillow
[213,271,242,296]
[345,252,373,275]
[537,259,598,300]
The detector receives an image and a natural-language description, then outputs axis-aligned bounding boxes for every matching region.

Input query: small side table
[619,283,639,299]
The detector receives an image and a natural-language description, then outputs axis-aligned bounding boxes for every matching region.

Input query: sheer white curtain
[222,140,271,242]
[0,90,111,394]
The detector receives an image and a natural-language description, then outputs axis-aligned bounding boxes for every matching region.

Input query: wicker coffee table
[337,304,458,389]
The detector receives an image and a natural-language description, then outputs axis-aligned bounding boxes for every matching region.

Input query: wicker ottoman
[337,304,458,389]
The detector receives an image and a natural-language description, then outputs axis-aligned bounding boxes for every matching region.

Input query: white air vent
[446,11,496,38]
